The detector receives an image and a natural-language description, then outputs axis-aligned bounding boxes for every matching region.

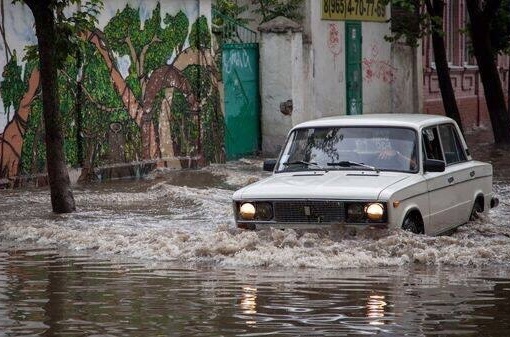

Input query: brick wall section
[421,0,509,143]
[423,67,508,143]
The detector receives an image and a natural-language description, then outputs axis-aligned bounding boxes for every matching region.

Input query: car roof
[293,113,454,130]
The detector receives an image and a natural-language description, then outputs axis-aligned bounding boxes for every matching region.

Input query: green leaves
[163,10,190,54]
[104,5,140,57]
[146,10,189,74]
[490,0,510,54]
[0,52,27,114]
[212,0,250,26]
[384,0,441,48]
[252,0,304,23]
[19,0,104,68]
[190,16,211,50]
[214,0,303,25]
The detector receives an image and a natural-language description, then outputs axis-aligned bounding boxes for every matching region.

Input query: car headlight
[238,202,273,221]
[256,202,273,221]
[365,203,384,221]
[346,203,365,222]
[239,203,256,220]
[346,202,386,223]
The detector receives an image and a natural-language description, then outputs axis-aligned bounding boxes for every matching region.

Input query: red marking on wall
[362,43,397,84]
[328,23,342,56]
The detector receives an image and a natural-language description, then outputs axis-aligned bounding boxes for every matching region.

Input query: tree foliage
[253,0,304,23]
[16,0,102,67]
[465,0,510,143]
[190,15,212,50]
[383,0,429,47]
[214,0,304,24]
[487,0,510,54]
[384,0,463,131]
[212,0,251,27]
[0,51,26,116]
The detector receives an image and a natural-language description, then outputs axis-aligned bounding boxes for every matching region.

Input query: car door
[437,123,473,224]
[422,126,456,234]
[423,123,471,234]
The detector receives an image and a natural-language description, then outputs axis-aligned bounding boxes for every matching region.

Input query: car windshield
[276,126,418,173]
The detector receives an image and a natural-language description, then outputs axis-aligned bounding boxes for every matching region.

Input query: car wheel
[470,200,483,221]
[402,213,424,234]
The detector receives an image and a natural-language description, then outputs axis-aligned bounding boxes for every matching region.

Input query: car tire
[469,200,483,221]
[402,213,424,234]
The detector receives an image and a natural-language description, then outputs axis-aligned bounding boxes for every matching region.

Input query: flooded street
[1,248,510,337]
[1,139,510,336]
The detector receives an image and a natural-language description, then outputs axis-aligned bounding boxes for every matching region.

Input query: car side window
[422,127,443,161]
[438,124,467,165]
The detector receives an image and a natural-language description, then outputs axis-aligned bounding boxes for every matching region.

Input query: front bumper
[236,221,388,231]
[234,199,388,230]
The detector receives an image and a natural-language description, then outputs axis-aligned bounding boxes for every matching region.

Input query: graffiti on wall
[327,23,342,68]
[362,42,397,84]
[0,1,223,184]
[223,48,254,75]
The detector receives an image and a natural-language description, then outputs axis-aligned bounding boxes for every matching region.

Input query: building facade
[422,1,509,137]
[1,0,506,184]
[256,0,419,155]
[256,0,507,155]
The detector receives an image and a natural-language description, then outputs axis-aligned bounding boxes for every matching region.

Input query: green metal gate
[345,21,362,115]
[222,44,260,160]
[213,9,260,160]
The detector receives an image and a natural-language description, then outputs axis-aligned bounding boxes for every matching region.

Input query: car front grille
[273,200,345,223]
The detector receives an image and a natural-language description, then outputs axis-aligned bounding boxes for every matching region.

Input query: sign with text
[322,0,387,22]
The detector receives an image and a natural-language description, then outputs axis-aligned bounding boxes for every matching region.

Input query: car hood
[233,171,410,200]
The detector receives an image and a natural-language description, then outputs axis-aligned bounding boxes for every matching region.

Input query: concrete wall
[391,42,422,113]
[258,18,303,156]
[258,0,420,155]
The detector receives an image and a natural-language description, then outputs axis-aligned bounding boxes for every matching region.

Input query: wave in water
[1,160,509,269]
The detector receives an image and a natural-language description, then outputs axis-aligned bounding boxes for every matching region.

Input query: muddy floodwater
[1,138,510,336]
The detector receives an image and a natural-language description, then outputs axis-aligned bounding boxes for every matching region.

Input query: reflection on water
[366,294,387,323]
[0,134,510,335]
[1,246,510,336]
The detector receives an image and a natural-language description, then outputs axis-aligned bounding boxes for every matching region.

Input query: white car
[232,114,498,235]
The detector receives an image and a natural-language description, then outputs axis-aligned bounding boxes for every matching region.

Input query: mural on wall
[0,0,223,184]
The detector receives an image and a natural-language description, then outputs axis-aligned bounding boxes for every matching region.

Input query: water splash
[1,159,509,269]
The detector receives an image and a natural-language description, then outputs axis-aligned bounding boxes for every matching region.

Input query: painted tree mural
[0,2,224,184]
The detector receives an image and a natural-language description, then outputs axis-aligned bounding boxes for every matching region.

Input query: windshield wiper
[327,161,379,172]
[283,160,327,171]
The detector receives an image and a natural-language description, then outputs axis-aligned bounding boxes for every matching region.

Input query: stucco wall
[299,1,417,120]
[259,30,297,156]
[360,21,393,114]
[258,1,420,155]
[306,5,399,117]
[391,42,422,113]
[308,9,346,118]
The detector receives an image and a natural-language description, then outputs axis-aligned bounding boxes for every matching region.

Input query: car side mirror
[263,159,277,172]
[424,159,445,172]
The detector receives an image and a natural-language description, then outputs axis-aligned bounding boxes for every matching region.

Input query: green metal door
[223,43,260,160]
[345,22,362,115]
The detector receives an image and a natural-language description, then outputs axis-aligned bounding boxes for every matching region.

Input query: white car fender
[380,177,429,230]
